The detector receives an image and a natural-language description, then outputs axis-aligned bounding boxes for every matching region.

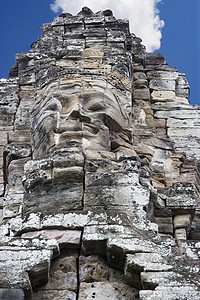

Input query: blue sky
[157,0,200,105]
[0,0,199,104]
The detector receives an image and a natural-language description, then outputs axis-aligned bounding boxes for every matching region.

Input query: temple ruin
[0,7,200,299]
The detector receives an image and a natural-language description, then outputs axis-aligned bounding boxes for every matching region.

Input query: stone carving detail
[0,7,200,300]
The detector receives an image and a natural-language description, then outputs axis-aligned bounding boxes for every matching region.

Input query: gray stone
[154,217,173,235]
[33,290,76,300]
[40,256,77,292]
[79,282,138,300]
[149,79,176,91]
[141,271,181,290]
[140,287,200,300]
[0,289,24,300]
[79,255,109,282]
[174,214,191,229]
[21,230,82,248]
[174,228,187,240]
[0,7,200,300]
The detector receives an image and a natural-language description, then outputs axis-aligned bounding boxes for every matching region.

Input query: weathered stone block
[174,214,191,229]
[125,253,173,288]
[0,289,24,300]
[165,183,197,210]
[141,271,180,290]
[174,228,187,240]
[53,166,83,183]
[149,79,176,91]
[107,238,157,271]
[33,290,76,300]
[24,183,83,215]
[146,115,166,128]
[53,152,84,168]
[79,255,109,282]
[84,182,149,211]
[79,282,137,300]
[22,230,82,248]
[147,71,178,80]
[40,256,77,291]
[8,131,31,144]
[140,288,200,300]
[145,53,167,65]
[154,217,173,235]
[134,88,150,100]
[85,172,139,188]
[154,208,172,217]
[82,225,125,257]
[14,100,33,130]
[150,137,174,150]
[28,259,50,288]
[0,132,7,146]
[3,203,22,219]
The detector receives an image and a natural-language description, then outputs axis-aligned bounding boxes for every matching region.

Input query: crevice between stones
[82,154,86,210]
[12,82,21,130]
[76,230,83,300]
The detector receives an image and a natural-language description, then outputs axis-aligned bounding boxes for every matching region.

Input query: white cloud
[50,0,164,52]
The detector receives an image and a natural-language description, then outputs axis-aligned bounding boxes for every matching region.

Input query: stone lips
[0,6,199,300]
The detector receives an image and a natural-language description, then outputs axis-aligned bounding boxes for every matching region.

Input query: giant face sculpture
[1,9,200,299]
[21,11,150,221]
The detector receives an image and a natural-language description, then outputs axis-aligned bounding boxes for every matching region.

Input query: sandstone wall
[0,7,200,300]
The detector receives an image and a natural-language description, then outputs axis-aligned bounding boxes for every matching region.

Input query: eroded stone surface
[0,6,199,300]
[79,282,138,300]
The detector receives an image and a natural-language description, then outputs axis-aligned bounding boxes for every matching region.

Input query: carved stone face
[18,13,151,220]
[23,46,140,216]
[1,11,200,299]
[31,64,133,160]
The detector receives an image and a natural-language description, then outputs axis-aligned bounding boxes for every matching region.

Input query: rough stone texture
[0,289,24,300]
[0,7,200,300]
[79,255,109,282]
[21,230,82,248]
[79,282,138,300]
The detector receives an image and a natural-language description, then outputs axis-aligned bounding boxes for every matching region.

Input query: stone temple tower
[0,7,200,299]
